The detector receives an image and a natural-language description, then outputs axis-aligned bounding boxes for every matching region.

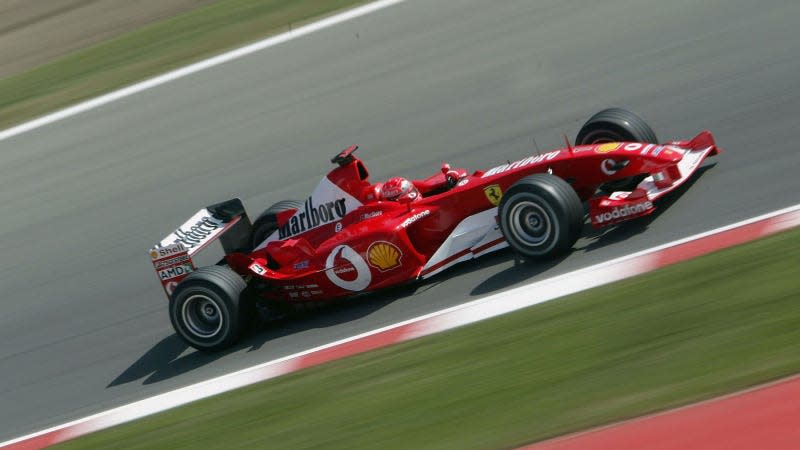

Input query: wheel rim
[508,201,553,247]
[182,294,224,338]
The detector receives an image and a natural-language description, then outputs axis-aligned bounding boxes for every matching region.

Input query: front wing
[589,131,719,227]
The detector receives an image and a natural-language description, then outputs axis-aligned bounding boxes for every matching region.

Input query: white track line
[3,203,799,449]
[0,0,407,142]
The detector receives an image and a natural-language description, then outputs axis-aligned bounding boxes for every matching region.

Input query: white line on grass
[0,0,407,142]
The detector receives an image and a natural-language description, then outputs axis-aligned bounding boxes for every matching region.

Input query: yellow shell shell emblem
[367,241,402,271]
[149,250,159,260]
[595,142,621,153]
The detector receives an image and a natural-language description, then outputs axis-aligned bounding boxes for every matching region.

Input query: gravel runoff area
[0,0,217,78]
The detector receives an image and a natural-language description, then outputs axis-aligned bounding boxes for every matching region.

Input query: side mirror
[441,162,459,188]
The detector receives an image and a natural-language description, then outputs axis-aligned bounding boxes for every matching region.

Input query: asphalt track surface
[0,0,798,442]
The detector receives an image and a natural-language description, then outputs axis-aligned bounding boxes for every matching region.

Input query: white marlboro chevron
[4,203,800,449]
[258,176,364,249]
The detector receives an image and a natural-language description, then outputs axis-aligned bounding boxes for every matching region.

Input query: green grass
[0,0,370,130]
[56,228,800,449]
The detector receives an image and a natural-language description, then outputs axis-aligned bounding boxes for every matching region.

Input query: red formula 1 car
[149,108,719,351]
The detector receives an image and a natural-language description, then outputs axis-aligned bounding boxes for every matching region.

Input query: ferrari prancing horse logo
[484,184,503,206]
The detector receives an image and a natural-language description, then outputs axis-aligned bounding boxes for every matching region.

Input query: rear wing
[148,198,251,297]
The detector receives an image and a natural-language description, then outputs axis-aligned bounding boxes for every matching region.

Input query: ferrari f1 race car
[149,108,719,351]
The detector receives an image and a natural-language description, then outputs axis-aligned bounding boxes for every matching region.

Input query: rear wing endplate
[148,198,251,297]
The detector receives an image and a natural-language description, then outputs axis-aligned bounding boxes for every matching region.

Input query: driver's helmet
[381,177,420,203]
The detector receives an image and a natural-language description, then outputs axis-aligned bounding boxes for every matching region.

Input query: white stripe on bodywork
[421,208,503,278]
[256,176,363,250]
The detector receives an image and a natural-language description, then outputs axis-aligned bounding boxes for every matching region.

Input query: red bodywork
[151,132,719,305]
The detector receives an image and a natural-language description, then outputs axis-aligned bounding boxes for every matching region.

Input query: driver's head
[381,177,419,203]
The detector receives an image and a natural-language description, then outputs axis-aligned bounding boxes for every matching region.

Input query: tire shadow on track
[469,251,570,297]
[108,284,418,387]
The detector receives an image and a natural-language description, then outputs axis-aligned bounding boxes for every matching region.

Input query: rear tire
[170,266,247,352]
[251,200,303,249]
[575,108,657,191]
[498,174,583,260]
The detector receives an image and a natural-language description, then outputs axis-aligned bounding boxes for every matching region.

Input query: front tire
[169,266,247,352]
[498,174,583,260]
[575,108,658,192]
[575,107,657,145]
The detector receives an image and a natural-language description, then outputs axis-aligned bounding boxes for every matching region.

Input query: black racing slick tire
[575,108,658,145]
[576,108,658,192]
[251,200,303,250]
[169,266,247,352]
[498,174,583,260]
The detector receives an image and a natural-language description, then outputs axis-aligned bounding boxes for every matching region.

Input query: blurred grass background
[57,228,800,449]
[0,0,369,130]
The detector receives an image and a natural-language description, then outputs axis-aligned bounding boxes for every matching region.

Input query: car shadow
[109,283,418,387]
[107,335,191,387]
[111,164,716,387]
[468,250,569,296]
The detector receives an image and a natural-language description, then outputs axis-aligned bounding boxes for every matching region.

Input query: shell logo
[595,142,621,153]
[367,241,402,271]
[149,250,159,260]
